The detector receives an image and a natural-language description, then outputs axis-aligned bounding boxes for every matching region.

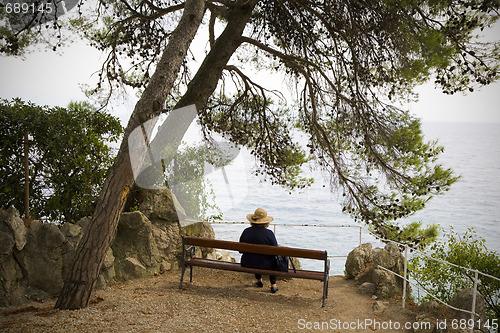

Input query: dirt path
[1,268,422,332]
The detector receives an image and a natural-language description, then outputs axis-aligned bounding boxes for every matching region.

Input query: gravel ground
[1,268,426,332]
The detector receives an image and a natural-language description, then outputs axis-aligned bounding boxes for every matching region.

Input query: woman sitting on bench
[239,208,279,294]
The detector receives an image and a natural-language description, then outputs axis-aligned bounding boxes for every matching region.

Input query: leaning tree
[2,0,498,309]
[54,0,208,309]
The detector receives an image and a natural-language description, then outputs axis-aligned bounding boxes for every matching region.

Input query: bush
[0,98,123,223]
[409,227,500,324]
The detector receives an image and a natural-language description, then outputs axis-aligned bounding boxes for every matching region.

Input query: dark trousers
[255,274,277,285]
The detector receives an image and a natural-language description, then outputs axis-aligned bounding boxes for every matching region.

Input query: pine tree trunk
[54,0,205,310]
[55,0,258,310]
[150,0,260,155]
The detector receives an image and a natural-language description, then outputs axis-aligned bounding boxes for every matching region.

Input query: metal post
[470,270,478,333]
[402,244,408,309]
[24,132,30,219]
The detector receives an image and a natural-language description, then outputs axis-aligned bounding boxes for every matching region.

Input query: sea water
[204,122,500,274]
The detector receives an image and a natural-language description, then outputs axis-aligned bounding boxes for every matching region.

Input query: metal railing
[360,226,500,332]
[209,221,500,333]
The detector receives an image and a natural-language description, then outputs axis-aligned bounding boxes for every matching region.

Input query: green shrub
[0,98,123,223]
[409,227,500,324]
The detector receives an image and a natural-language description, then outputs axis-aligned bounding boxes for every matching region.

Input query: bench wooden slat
[179,236,330,307]
[187,258,326,281]
[183,236,327,260]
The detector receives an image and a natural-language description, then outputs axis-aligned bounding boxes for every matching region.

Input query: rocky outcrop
[0,211,102,306]
[14,220,71,295]
[345,242,410,298]
[358,282,376,295]
[95,247,115,290]
[138,189,215,271]
[138,188,186,223]
[1,206,26,251]
[112,211,162,280]
[346,246,488,332]
[450,288,487,332]
[345,243,373,280]
[0,188,218,307]
[0,207,28,307]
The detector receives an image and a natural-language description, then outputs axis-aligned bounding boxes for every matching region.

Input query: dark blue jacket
[239,226,278,270]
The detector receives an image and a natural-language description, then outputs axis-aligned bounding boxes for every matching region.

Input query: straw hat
[246,208,274,224]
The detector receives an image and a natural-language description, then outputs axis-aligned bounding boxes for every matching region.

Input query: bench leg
[322,281,327,307]
[189,265,193,282]
[326,275,329,299]
[322,275,329,307]
[322,279,327,307]
[179,264,186,289]
[180,237,187,289]
[322,259,330,307]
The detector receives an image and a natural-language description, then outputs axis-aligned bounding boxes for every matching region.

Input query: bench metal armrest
[181,236,196,261]
[186,245,195,259]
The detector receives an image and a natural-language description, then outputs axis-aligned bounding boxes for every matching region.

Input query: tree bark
[137,0,260,220]
[55,0,259,310]
[153,0,260,155]
[54,0,205,310]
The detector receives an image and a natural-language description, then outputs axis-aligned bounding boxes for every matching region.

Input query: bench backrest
[183,236,327,261]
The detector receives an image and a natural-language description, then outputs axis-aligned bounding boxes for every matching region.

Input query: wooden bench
[179,236,330,307]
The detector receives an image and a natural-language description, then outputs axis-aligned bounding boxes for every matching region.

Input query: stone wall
[0,189,215,307]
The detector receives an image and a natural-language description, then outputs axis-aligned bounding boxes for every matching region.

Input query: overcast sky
[1,24,499,126]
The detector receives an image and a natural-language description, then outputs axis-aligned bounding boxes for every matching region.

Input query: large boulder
[359,267,402,298]
[373,243,404,274]
[345,243,373,279]
[345,242,410,298]
[112,211,162,280]
[0,255,29,306]
[14,220,72,295]
[0,208,28,307]
[0,208,119,307]
[150,221,182,271]
[1,208,71,306]
[138,188,184,222]
[0,211,17,257]
[60,221,83,283]
[0,206,26,251]
[95,247,116,289]
[60,221,83,248]
[450,288,487,332]
[137,189,184,271]
[138,189,215,270]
